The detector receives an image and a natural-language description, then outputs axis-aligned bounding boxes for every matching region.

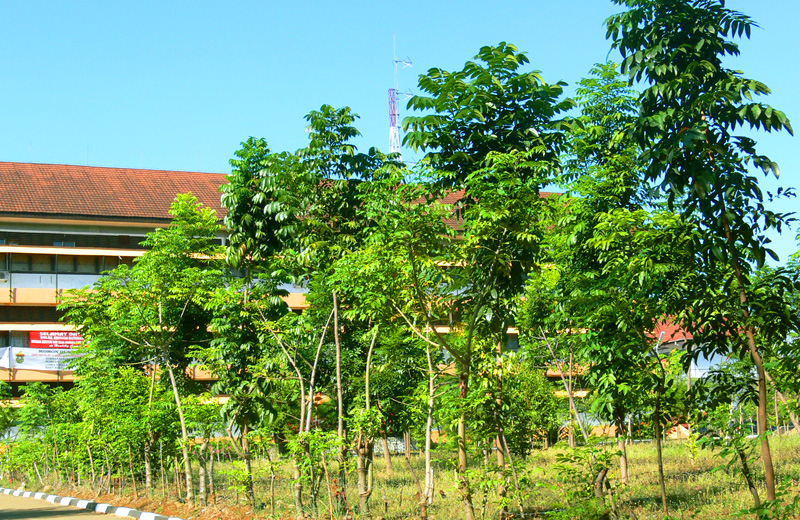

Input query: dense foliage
[1,2,798,519]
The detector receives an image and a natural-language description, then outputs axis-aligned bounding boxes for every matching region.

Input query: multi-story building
[0,162,306,392]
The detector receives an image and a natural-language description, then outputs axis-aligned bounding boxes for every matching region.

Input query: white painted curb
[0,486,184,520]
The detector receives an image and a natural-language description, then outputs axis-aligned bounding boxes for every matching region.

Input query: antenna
[389,35,412,160]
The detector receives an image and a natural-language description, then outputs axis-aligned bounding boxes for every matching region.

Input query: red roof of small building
[0,162,227,222]
[652,320,693,344]
[436,189,560,230]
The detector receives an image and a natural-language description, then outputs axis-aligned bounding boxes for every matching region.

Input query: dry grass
[13,434,800,519]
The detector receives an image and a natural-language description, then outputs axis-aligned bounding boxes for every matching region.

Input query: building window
[58,255,102,274]
[0,253,7,271]
[103,256,120,271]
[11,253,30,272]
[103,256,134,271]
[53,240,76,247]
[10,331,29,348]
[76,256,99,273]
[58,255,78,273]
[11,254,55,273]
[31,255,55,272]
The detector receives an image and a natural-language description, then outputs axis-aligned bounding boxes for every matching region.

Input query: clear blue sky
[1,1,797,261]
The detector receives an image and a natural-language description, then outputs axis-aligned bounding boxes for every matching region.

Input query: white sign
[0,347,81,371]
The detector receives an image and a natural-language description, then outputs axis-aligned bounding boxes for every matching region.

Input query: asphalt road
[0,492,103,519]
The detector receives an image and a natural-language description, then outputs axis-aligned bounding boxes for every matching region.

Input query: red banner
[29,331,84,349]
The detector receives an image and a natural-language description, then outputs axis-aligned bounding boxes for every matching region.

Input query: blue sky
[1,1,797,261]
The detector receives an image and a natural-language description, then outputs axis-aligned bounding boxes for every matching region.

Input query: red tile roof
[651,320,693,344]
[0,162,227,222]
[437,189,560,230]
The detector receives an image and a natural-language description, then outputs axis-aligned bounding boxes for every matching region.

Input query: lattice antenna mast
[389,35,411,159]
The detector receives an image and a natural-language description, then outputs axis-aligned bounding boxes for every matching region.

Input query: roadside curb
[0,487,184,520]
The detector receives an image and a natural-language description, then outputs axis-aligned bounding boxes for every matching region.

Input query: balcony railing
[0,365,216,383]
[0,287,308,309]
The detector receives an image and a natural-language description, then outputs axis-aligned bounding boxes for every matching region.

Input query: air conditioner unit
[0,271,8,282]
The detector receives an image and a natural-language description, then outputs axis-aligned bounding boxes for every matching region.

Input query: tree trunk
[173,456,181,499]
[144,440,153,494]
[500,433,526,518]
[457,370,477,520]
[128,445,138,498]
[198,440,209,506]
[208,446,216,505]
[356,434,374,518]
[774,392,780,436]
[738,445,761,509]
[422,340,437,518]
[381,432,394,477]
[616,415,629,483]
[159,440,166,498]
[332,291,348,508]
[617,434,629,484]
[654,383,668,515]
[292,455,305,518]
[242,430,256,506]
[86,444,96,488]
[750,349,776,501]
[722,212,777,501]
[357,326,379,518]
[495,337,508,520]
[165,360,194,505]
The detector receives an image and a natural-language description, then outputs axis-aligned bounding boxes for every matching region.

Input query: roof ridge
[0,161,225,176]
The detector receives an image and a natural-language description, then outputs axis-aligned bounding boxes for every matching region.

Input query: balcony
[0,365,216,384]
[1,286,307,309]
[1,287,63,305]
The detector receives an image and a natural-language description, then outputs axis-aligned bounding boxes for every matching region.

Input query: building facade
[0,162,306,390]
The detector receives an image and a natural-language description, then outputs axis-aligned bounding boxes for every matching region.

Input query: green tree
[607,0,794,503]
[220,110,397,517]
[747,264,800,434]
[222,137,301,271]
[502,353,558,456]
[521,61,658,491]
[400,42,572,519]
[201,279,289,506]
[73,367,176,496]
[333,150,554,519]
[331,171,454,518]
[404,42,573,187]
[61,194,224,505]
[0,381,13,445]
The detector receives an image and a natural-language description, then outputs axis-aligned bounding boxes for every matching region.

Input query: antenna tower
[389,36,411,159]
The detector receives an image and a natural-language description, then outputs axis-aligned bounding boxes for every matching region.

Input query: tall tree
[607,0,794,502]
[333,150,556,520]
[401,43,574,518]
[541,61,647,485]
[220,110,398,516]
